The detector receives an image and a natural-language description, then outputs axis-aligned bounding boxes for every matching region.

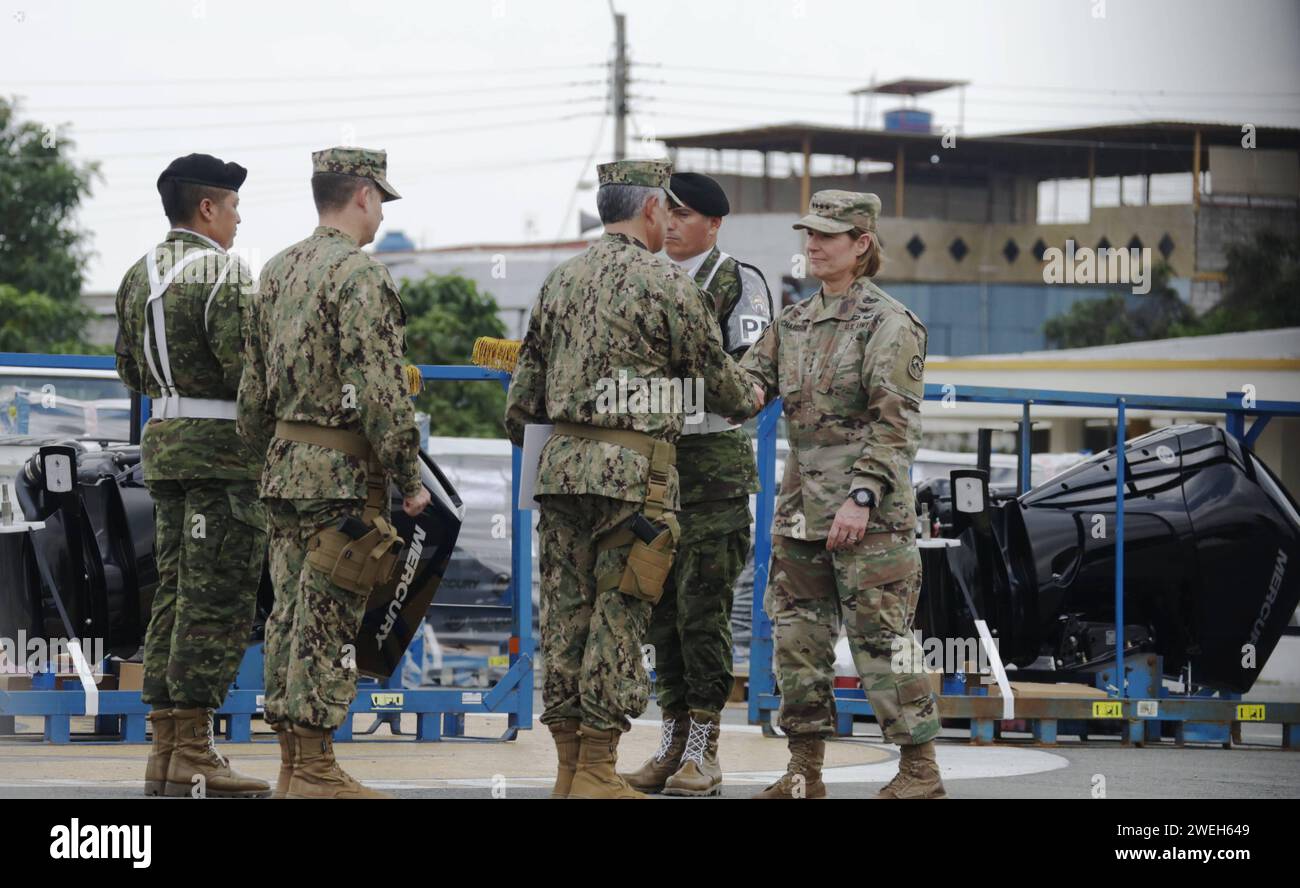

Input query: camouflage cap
[312,147,401,202]
[793,189,881,234]
[596,159,680,204]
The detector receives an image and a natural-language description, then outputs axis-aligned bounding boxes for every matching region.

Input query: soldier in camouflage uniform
[621,173,772,797]
[740,191,945,799]
[114,153,270,798]
[504,159,762,800]
[238,147,430,800]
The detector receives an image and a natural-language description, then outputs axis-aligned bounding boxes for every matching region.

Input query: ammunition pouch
[306,516,404,595]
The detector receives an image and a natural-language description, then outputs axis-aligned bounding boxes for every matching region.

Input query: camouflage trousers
[536,493,659,733]
[262,497,367,731]
[766,533,939,746]
[142,479,265,709]
[648,497,750,713]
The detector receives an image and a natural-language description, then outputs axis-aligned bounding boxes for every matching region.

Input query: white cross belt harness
[142,247,237,421]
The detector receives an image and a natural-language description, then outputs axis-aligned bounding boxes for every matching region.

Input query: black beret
[156,153,247,195]
[669,172,730,217]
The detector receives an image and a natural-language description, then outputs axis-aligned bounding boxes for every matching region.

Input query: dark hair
[312,172,375,213]
[161,181,227,227]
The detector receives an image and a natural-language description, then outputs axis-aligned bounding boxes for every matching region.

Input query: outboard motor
[2,443,464,681]
[937,423,1299,693]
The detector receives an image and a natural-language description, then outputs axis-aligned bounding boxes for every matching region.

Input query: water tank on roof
[884,108,933,133]
[374,230,415,253]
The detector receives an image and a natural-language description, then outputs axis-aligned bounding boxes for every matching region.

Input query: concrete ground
[0,695,1296,799]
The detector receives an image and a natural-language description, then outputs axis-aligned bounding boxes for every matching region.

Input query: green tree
[0,285,105,354]
[1043,260,1193,348]
[1170,231,1300,336]
[0,97,101,353]
[400,272,509,438]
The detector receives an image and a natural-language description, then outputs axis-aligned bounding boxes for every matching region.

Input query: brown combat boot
[619,709,688,794]
[548,719,581,799]
[271,722,295,800]
[567,725,644,799]
[752,734,827,799]
[874,740,948,799]
[164,708,271,798]
[287,725,392,799]
[663,709,722,797]
[144,708,175,797]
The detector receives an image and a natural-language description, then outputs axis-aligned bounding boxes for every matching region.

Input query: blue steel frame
[747,382,1300,744]
[0,353,532,743]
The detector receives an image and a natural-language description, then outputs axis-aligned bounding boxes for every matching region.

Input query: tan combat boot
[663,709,722,797]
[567,726,644,799]
[752,734,828,799]
[144,708,175,797]
[164,708,271,798]
[619,710,688,794]
[548,718,581,799]
[271,722,295,800]
[874,740,948,799]
[287,725,392,799]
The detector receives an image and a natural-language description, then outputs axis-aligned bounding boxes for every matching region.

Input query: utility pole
[612,10,627,160]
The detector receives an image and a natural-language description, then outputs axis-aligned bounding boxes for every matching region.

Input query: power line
[25,80,608,114]
[70,96,607,136]
[634,62,1300,98]
[9,63,606,88]
[640,79,1300,113]
[4,111,605,163]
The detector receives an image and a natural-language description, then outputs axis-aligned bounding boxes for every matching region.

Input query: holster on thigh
[306,515,403,595]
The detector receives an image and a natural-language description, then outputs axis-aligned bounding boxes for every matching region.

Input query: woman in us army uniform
[740,190,946,799]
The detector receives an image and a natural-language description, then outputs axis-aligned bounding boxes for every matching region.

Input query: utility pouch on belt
[307,515,404,595]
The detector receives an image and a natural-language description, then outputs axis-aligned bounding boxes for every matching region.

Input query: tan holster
[553,422,680,606]
[276,420,404,595]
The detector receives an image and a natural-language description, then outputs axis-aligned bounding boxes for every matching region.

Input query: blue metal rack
[746,383,1300,748]
[0,353,532,743]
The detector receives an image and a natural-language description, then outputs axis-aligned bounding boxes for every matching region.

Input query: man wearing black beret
[114,153,270,798]
[622,171,774,797]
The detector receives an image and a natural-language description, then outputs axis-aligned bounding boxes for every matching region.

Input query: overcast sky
[3,0,1298,292]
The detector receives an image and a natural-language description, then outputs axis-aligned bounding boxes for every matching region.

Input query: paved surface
[0,697,1295,799]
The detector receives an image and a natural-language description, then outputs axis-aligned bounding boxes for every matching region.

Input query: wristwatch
[850,488,877,509]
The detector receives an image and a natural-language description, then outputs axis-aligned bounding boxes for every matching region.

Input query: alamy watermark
[1,632,106,675]
[1042,240,1152,295]
[595,371,707,424]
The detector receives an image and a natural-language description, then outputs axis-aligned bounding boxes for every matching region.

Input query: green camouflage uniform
[504,162,759,733]
[237,149,418,731]
[740,190,938,746]
[114,229,266,709]
[649,246,766,714]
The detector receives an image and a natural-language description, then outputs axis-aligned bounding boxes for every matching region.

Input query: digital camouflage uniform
[649,245,767,715]
[237,151,419,733]
[115,229,266,710]
[740,191,938,747]
[503,175,759,737]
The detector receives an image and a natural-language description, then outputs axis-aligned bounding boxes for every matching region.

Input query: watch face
[854,490,872,507]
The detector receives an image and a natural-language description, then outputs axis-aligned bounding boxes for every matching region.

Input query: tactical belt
[274,420,387,523]
[552,422,675,521]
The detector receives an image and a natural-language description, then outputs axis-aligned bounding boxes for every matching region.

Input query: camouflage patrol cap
[596,159,681,204]
[312,147,401,202]
[793,189,881,234]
